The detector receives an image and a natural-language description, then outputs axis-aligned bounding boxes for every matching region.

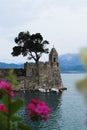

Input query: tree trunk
[35,54,40,64]
[36,59,39,64]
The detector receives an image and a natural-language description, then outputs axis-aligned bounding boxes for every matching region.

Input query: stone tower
[23,47,62,90]
[49,47,62,88]
[49,47,58,64]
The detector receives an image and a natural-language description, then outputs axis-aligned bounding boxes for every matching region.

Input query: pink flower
[27,98,50,121]
[30,98,38,104]
[27,103,35,110]
[0,80,15,97]
[10,91,15,97]
[0,104,7,112]
[39,101,45,106]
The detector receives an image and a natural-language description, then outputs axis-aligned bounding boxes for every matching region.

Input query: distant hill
[0,53,85,73]
[59,53,85,73]
[0,62,24,68]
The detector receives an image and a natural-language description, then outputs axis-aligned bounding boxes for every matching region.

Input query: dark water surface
[16,73,87,130]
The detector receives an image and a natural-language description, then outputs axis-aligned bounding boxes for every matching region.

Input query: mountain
[58,53,85,73]
[0,62,24,68]
[0,53,85,72]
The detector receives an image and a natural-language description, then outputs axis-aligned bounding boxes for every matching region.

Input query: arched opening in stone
[54,57,56,62]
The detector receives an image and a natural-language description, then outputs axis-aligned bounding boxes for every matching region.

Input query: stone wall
[0,48,63,90]
[23,60,62,90]
[0,69,25,90]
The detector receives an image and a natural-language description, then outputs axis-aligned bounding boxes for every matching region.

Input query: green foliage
[0,111,8,127]
[76,48,87,96]
[5,69,19,89]
[0,70,32,130]
[80,48,87,70]
[11,31,49,64]
[17,122,32,130]
[11,116,22,122]
[0,68,50,130]
[0,94,31,130]
[2,95,24,115]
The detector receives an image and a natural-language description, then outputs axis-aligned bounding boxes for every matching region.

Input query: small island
[23,47,64,92]
[0,47,66,93]
[0,31,66,93]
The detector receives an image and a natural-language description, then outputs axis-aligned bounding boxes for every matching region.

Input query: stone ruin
[0,47,63,91]
[24,47,62,90]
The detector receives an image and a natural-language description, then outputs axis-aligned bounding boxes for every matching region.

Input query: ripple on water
[15,74,87,130]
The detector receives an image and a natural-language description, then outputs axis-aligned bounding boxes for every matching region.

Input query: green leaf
[2,95,24,115]
[0,111,8,127]
[2,94,10,113]
[80,48,87,69]
[11,115,22,122]
[5,69,19,89]
[0,124,7,130]
[17,122,32,130]
[10,98,24,115]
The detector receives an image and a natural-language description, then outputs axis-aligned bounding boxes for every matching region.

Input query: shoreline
[61,71,85,74]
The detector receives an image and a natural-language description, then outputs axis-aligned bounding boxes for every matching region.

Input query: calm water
[16,73,87,130]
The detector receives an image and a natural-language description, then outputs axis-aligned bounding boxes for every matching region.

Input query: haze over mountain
[0,53,85,73]
[59,53,85,72]
[0,62,24,69]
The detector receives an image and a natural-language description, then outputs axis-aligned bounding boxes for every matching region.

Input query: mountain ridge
[58,53,85,72]
[0,53,85,72]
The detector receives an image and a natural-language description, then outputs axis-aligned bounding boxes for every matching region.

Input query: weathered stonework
[24,47,62,90]
[0,48,63,90]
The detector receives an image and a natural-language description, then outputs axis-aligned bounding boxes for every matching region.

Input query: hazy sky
[0,0,87,63]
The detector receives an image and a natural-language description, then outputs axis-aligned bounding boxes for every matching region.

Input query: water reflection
[16,91,63,130]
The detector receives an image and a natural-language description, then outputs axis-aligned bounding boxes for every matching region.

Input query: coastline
[61,71,85,74]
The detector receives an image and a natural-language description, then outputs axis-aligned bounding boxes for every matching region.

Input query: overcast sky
[0,0,87,63]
